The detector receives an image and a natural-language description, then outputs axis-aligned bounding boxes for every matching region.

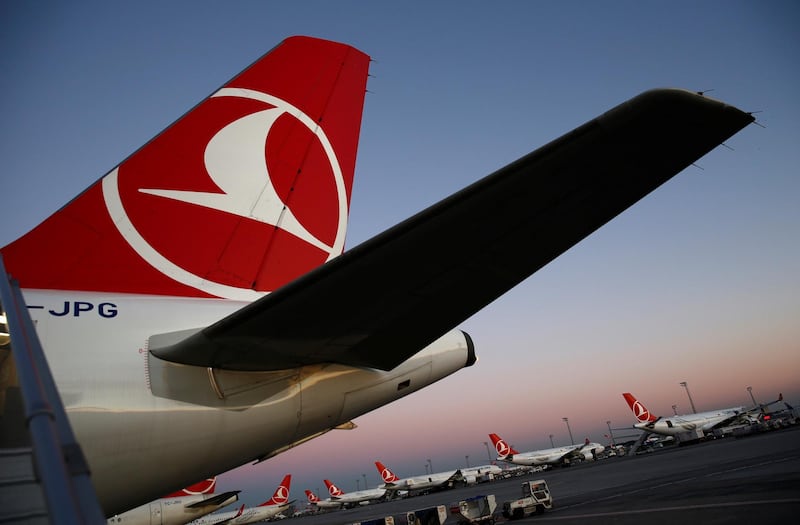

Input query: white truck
[501,480,553,520]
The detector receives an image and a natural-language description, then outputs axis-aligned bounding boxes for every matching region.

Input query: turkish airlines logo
[305,491,319,503]
[327,482,343,497]
[102,88,348,300]
[495,439,511,457]
[380,468,396,483]
[632,400,651,422]
[272,485,289,504]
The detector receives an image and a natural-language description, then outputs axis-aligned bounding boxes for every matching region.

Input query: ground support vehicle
[501,480,552,520]
[450,494,497,524]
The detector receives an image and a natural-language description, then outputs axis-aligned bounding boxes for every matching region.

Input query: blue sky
[2,0,799,509]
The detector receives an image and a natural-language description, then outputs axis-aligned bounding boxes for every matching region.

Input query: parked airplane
[623,392,753,436]
[0,32,754,516]
[323,479,387,507]
[107,478,239,525]
[188,475,291,525]
[374,460,461,494]
[460,464,503,485]
[304,490,342,511]
[489,433,605,467]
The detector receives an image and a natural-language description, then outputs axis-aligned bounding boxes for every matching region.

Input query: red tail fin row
[488,433,519,458]
[374,461,399,484]
[0,36,370,301]
[305,490,320,503]
[261,474,291,507]
[324,479,345,497]
[622,392,658,423]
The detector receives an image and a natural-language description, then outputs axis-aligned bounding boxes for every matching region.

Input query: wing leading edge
[150,88,754,371]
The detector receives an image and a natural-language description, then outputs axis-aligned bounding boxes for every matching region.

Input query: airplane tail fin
[489,433,519,458]
[0,36,370,301]
[260,474,291,507]
[324,479,344,497]
[622,392,658,423]
[305,490,320,503]
[164,477,216,497]
[374,461,400,484]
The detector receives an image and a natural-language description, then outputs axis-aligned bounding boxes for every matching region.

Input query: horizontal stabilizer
[150,89,754,371]
[185,491,240,508]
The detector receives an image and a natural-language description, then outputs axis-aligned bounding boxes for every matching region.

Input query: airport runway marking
[535,499,800,520]
[551,454,800,515]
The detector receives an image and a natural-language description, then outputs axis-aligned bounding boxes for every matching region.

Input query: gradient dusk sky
[2,0,798,509]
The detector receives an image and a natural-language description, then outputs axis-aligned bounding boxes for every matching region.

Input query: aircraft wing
[150,89,754,371]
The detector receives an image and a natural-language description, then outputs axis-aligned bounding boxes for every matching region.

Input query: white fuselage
[502,442,605,466]
[384,470,459,492]
[106,494,238,525]
[636,408,746,436]
[23,289,472,516]
[189,503,288,525]
[331,487,387,507]
[460,464,502,484]
[309,497,342,510]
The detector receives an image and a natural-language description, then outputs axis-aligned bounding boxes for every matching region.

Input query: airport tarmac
[287,425,800,524]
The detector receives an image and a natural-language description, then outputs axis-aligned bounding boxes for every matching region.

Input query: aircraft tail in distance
[260,474,292,507]
[374,461,400,484]
[623,392,659,423]
[324,479,345,497]
[305,490,320,503]
[489,433,519,458]
[1,35,369,301]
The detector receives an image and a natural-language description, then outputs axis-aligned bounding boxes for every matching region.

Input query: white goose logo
[381,468,393,482]
[633,401,650,422]
[102,88,348,301]
[495,439,511,457]
[273,485,289,504]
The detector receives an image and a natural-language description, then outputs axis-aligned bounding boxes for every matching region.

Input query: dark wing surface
[151,89,754,371]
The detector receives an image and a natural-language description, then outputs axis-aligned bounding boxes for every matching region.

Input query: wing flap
[150,89,754,371]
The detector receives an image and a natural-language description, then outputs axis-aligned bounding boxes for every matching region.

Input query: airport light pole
[484,441,492,462]
[427,458,433,473]
[679,381,697,413]
[747,386,757,406]
[549,434,554,447]
[672,404,678,415]
[465,455,470,468]
[606,420,615,446]
[362,473,367,489]
[562,417,574,445]
[356,479,360,490]
[425,463,429,475]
